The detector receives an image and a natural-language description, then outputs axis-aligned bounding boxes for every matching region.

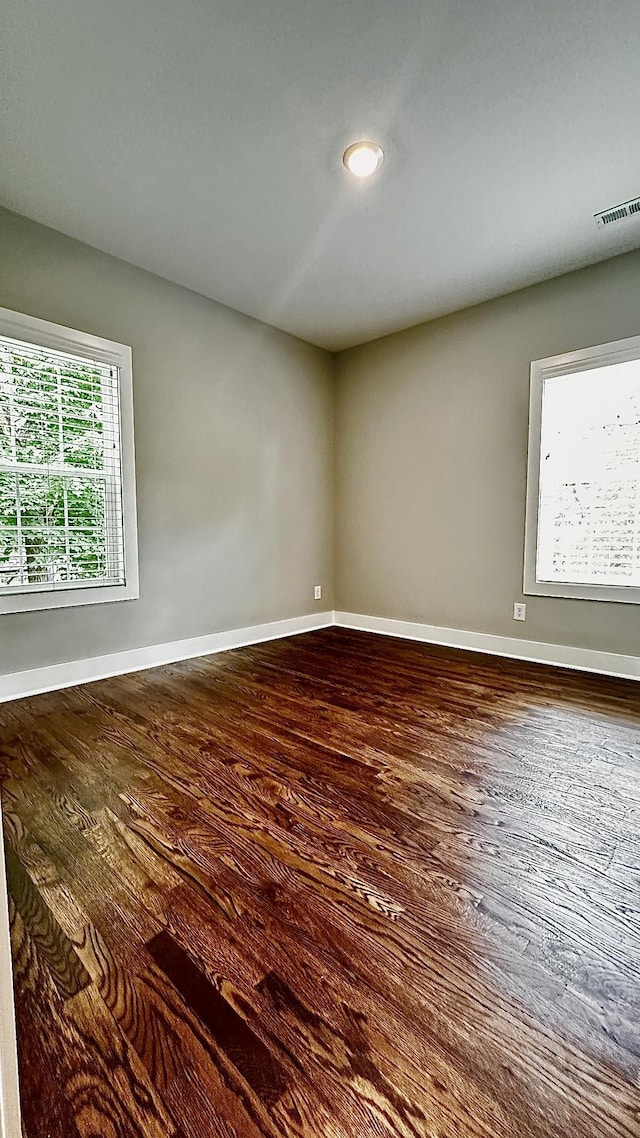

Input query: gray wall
[335,250,640,656]
[3,206,639,673]
[0,209,335,675]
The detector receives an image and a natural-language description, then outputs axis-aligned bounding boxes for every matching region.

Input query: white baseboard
[0,815,20,1138]
[334,612,640,681]
[3,608,638,704]
[0,611,334,704]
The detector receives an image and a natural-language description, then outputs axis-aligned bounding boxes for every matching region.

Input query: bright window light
[525,338,640,603]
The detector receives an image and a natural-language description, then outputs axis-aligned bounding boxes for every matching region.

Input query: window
[524,335,640,604]
[0,307,138,614]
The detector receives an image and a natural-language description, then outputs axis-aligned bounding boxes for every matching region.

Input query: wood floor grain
[1,628,639,1138]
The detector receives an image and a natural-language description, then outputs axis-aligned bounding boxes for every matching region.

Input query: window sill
[523,577,640,605]
[0,581,139,615]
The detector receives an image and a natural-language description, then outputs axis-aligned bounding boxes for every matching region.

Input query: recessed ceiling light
[343,141,384,179]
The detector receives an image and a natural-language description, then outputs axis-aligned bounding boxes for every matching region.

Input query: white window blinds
[0,334,125,594]
[535,360,640,589]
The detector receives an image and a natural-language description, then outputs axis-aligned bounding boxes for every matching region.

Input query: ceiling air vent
[595,196,640,229]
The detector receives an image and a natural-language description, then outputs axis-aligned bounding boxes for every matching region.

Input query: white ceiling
[2,0,640,351]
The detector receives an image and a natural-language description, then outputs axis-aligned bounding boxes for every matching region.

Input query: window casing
[0,307,138,614]
[524,335,640,604]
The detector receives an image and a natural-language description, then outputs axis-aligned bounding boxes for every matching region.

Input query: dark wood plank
[148,930,289,1108]
[2,627,640,1138]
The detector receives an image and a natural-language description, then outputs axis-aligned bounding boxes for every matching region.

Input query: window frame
[524,333,640,605]
[0,306,139,614]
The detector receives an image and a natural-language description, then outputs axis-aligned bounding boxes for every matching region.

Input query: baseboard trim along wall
[0,812,20,1138]
[2,608,639,704]
[335,612,640,681]
[0,611,334,704]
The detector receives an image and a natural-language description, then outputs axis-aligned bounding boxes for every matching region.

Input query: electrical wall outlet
[513,602,526,621]
[314,585,322,600]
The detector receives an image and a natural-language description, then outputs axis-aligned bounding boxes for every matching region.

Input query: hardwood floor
[1,627,639,1138]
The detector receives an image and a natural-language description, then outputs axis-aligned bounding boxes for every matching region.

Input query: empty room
[0,2,639,1136]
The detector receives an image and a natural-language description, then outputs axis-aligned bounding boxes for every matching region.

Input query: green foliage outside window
[0,348,110,587]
